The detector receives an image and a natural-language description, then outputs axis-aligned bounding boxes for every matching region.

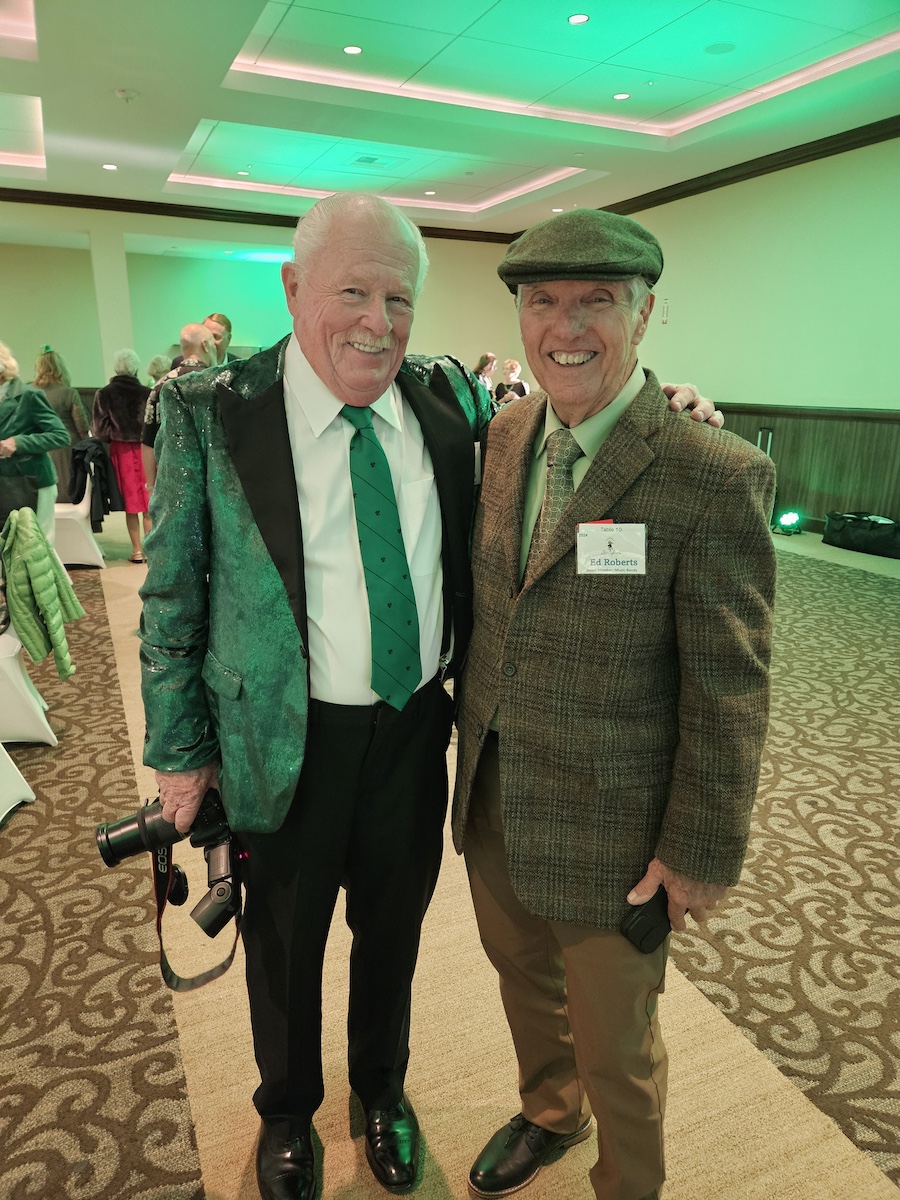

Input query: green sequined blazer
[140,336,489,833]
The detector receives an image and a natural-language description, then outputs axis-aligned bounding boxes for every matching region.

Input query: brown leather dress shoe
[364,1096,420,1192]
[468,1112,592,1196]
[256,1122,317,1200]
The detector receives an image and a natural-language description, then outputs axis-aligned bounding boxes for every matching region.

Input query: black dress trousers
[239,675,453,1134]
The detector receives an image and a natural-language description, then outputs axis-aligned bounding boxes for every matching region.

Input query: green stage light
[774,510,802,535]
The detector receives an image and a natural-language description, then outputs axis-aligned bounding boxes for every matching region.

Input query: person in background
[473,351,497,392]
[141,323,216,494]
[92,349,151,563]
[171,312,238,369]
[146,355,173,386]
[0,340,69,544]
[494,358,530,404]
[32,346,90,501]
[454,209,776,1200]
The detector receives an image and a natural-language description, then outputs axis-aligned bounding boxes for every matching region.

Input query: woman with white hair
[0,339,69,543]
[92,349,151,563]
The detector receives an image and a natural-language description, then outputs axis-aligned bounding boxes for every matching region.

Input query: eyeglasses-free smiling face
[519,279,654,426]
[282,213,420,409]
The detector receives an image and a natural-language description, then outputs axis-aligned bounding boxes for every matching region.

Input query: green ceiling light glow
[568,14,589,25]
[231,31,900,139]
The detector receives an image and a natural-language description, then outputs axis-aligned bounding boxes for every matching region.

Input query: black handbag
[823,511,900,560]
[0,469,40,527]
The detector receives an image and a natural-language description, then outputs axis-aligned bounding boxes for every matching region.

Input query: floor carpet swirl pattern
[670,548,900,1184]
[0,571,203,1200]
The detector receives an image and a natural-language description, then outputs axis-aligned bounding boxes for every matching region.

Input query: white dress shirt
[282,334,444,704]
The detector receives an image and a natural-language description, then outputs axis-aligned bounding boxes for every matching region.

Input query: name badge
[577,522,646,575]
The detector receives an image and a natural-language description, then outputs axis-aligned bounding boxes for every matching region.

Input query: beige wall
[0,242,103,385]
[0,135,897,406]
[636,137,899,410]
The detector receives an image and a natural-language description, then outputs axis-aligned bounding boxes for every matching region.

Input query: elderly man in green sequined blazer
[139,193,490,1200]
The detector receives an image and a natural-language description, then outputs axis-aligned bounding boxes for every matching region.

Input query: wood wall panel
[722,406,900,528]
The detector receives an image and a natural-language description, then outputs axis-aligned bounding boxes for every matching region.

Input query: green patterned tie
[341,404,422,710]
[525,426,584,579]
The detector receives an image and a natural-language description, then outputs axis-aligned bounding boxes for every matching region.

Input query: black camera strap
[151,845,241,991]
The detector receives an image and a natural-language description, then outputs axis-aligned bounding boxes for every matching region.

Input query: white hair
[0,340,20,381]
[113,348,141,376]
[290,192,429,298]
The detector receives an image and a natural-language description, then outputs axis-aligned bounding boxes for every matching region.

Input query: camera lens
[95,800,183,867]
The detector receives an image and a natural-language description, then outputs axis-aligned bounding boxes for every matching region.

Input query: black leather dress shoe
[364,1096,420,1193]
[256,1122,317,1200]
[468,1112,592,1196]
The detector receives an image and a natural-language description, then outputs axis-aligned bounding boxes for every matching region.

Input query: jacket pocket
[201,649,243,700]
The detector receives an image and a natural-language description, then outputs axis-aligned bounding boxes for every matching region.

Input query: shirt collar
[539,360,645,460]
[283,333,401,437]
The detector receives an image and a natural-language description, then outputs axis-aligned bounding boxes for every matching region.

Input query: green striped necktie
[341,403,422,711]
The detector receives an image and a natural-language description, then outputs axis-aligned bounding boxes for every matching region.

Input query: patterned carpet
[670,549,900,1184]
[1,551,898,1197]
[0,572,203,1200]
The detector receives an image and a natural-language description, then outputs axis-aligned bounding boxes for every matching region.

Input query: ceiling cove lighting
[231,30,900,138]
[0,151,44,168]
[167,166,586,215]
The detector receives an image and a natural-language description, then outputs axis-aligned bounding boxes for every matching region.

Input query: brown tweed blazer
[452,370,776,929]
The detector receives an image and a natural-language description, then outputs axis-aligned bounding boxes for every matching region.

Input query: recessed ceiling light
[343,45,362,54]
[237,170,250,176]
[224,250,233,255]
[613,93,630,101]
[568,14,589,25]
[424,190,436,195]
[573,152,584,157]
[552,207,564,212]
[705,42,735,54]
[102,163,117,171]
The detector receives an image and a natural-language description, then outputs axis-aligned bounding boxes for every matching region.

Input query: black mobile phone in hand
[620,885,671,953]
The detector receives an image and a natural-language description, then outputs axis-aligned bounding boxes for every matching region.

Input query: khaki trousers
[464,733,667,1200]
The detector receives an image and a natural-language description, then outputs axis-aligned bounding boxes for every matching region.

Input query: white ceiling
[0,0,898,243]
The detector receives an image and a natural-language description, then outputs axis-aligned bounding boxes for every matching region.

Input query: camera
[95,789,241,938]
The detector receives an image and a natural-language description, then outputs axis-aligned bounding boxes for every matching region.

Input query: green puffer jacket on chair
[0,507,85,680]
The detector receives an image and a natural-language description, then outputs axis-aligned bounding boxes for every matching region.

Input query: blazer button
[502,662,516,677]
[476,724,484,738]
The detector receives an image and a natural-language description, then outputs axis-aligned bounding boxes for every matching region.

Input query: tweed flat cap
[498,208,663,294]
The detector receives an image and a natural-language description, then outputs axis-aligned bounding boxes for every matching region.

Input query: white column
[88,224,134,375]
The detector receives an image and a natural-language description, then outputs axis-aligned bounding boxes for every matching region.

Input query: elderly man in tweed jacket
[453,209,776,1200]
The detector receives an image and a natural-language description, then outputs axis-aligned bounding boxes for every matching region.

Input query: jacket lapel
[493,395,546,588]
[215,339,308,647]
